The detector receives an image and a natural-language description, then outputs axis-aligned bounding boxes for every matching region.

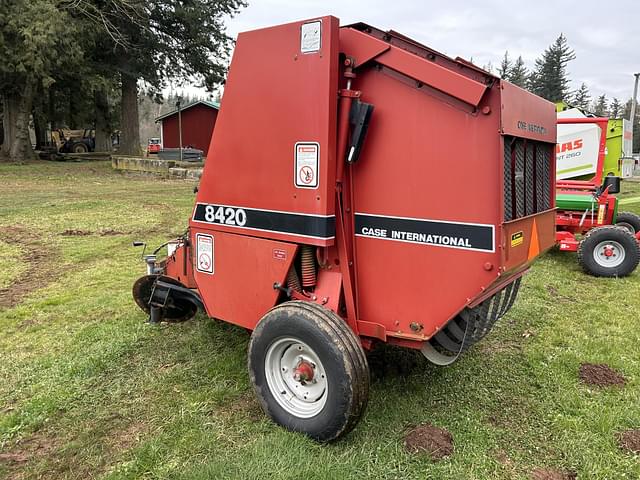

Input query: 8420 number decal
[203,205,247,226]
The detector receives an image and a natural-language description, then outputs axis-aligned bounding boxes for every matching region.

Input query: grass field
[1,161,640,479]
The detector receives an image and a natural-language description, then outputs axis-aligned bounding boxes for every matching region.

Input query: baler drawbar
[132,16,557,441]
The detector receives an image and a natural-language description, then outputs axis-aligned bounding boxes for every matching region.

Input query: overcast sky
[214,0,639,104]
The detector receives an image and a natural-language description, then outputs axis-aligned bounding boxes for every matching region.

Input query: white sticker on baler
[300,20,321,53]
[196,234,214,274]
[294,142,319,189]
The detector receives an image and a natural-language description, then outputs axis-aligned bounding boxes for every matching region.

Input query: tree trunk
[68,86,77,129]
[94,89,112,152]
[33,81,48,150]
[119,73,142,156]
[0,81,36,163]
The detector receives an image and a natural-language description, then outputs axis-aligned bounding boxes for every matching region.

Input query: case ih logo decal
[355,213,495,252]
[193,203,335,240]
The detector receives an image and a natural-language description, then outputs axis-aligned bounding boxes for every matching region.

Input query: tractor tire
[248,301,369,442]
[616,211,640,233]
[577,226,640,277]
[72,142,88,153]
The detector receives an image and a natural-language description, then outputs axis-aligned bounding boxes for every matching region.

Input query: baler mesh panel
[504,137,553,221]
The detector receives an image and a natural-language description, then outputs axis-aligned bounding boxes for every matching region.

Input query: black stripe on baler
[192,203,335,239]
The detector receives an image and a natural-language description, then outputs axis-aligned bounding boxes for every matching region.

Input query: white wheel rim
[592,240,625,268]
[616,222,635,234]
[264,337,327,418]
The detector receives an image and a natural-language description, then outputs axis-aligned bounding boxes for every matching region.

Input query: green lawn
[1,161,639,479]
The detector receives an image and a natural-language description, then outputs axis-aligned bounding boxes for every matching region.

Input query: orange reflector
[528,219,540,260]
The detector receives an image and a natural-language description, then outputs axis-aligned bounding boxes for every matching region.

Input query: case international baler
[132,17,557,441]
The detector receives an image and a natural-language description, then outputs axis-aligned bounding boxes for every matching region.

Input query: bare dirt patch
[0,225,61,309]
[60,229,91,236]
[531,468,577,480]
[404,423,454,461]
[0,432,61,478]
[106,421,146,453]
[579,363,626,387]
[218,392,264,422]
[617,429,640,454]
[99,229,125,236]
[0,452,29,465]
[60,228,126,236]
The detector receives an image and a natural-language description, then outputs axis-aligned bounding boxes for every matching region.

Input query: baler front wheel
[577,226,640,277]
[248,301,369,442]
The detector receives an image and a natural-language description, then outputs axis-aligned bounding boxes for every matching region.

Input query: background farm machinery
[555,117,640,277]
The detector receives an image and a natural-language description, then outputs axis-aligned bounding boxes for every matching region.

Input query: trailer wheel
[577,226,640,277]
[616,211,640,233]
[248,301,369,442]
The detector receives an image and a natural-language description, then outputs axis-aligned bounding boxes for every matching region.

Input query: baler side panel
[191,228,297,329]
[346,63,503,340]
[193,16,340,247]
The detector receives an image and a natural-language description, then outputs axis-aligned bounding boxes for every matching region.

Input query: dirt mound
[404,423,453,460]
[531,468,576,480]
[579,363,626,387]
[0,225,61,309]
[617,429,640,454]
[61,229,91,236]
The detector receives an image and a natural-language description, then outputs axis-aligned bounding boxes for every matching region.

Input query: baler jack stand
[149,305,162,324]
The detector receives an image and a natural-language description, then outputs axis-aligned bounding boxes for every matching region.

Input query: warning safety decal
[294,142,319,189]
[511,231,524,247]
[355,213,495,253]
[300,20,321,54]
[196,233,214,274]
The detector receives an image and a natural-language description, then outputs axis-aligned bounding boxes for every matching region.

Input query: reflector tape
[192,203,335,240]
[354,213,495,252]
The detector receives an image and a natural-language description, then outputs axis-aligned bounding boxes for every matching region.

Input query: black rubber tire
[248,301,369,442]
[72,142,88,153]
[616,211,640,233]
[577,226,640,277]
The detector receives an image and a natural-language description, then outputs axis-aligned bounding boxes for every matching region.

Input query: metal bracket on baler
[139,277,204,324]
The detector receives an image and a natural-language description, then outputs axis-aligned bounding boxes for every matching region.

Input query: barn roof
[155,100,220,122]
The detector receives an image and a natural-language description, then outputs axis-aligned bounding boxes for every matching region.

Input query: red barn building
[156,100,219,158]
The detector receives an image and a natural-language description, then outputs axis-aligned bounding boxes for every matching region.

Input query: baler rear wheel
[248,301,369,442]
[616,211,640,233]
[577,226,640,277]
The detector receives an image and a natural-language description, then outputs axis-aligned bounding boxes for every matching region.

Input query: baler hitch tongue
[421,278,522,365]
